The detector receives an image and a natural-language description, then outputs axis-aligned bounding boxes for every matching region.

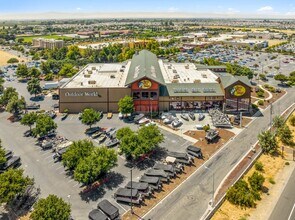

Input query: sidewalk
[249,161,295,220]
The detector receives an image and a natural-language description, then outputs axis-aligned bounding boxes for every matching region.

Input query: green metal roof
[164,83,224,97]
[219,75,251,88]
[125,50,165,85]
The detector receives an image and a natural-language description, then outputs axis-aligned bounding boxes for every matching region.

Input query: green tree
[27,78,42,97]
[29,67,41,78]
[118,95,134,114]
[258,130,278,154]
[278,125,293,145]
[31,195,71,220]
[274,74,288,83]
[0,169,33,204]
[74,147,117,185]
[0,140,6,168]
[273,115,284,129]
[7,58,19,63]
[290,115,295,126]
[58,63,78,78]
[16,64,29,78]
[117,125,164,159]
[0,87,18,106]
[62,140,94,170]
[66,45,81,60]
[6,96,26,117]
[0,77,4,94]
[33,114,57,137]
[20,112,38,131]
[248,171,265,191]
[81,108,101,128]
[226,180,256,208]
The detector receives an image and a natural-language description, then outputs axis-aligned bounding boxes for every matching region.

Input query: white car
[138,118,150,125]
[145,121,156,127]
[195,124,203,130]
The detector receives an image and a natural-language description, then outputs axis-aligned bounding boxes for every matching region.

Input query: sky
[0,0,295,19]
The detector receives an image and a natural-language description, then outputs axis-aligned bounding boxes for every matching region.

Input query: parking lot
[0,101,194,219]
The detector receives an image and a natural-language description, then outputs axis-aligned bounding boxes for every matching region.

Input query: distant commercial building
[59,50,251,113]
[32,38,64,49]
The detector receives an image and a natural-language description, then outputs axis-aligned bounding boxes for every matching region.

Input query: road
[269,168,295,220]
[144,87,295,220]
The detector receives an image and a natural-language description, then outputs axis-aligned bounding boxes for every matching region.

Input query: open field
[0,50,27,66]
[16,35,72,43]
[268,39,288,47]
[201,26,295,35]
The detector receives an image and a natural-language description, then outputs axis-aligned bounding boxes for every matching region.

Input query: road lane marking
[72,182,79,187]
[59,170,66,174]
[68,179,74,183]
[288,203,295,220]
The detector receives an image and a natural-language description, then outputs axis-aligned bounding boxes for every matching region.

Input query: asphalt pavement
[269,168,295,220]
[144,87,295,220]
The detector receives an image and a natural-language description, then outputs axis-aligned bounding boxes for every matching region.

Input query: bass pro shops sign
[65,91,101,97]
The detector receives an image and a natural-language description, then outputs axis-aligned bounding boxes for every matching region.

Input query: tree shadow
[104,172,125,190]
[29,95,44,102]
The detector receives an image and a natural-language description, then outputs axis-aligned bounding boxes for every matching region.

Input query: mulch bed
[230,116,252,128]
[122,129,235,220]
[252,90,286,109]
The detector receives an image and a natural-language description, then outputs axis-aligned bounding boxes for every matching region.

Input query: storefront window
[133,92,140,100]
[150,92,158,99]
[142,92,149,99]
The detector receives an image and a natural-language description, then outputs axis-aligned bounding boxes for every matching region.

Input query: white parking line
[46,159,54,164]
[115,201,127,212]
[288,203,295,220]
[69,115,74,120]
[51,163,59,167]
[41,151,51,156]
[56,166,64,171]
[59,170,66,174]
[44,154,53,160]
[72,182,79,187]
[68,179,74,183]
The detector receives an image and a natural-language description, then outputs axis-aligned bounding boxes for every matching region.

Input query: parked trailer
[153,163,176,177]
[88,209,108,220]
[144,169,170,183]
[114,188,142,205]
[43,82,59,90]
[97,199,120,220]
[167,151,193,164]
[125,181,152,196]
[139,175,162,190]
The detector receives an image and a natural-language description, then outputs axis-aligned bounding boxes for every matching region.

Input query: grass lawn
[17,35,72,43]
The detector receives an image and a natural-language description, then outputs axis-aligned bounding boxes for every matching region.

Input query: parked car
[26,103,40,110]
[0,156,21,173]
[85,127,101,135]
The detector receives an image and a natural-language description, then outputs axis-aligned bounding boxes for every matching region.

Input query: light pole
[205,166,215,207]
[67,194,71,205]
[150,98,153,121]
[130,168,134,214]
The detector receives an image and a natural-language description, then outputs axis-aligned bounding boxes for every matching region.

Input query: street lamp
[204,166,215,207]
[130,168,134,214]
[150,98,153,121]
[67,194,71,205]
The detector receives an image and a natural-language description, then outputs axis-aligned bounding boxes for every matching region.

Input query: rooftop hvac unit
[173,69,177,73]
[91,67,96,70]
[202,74,207,78]
[185,65,189,69]
[194,79,201,83]
[168,65,172,69]
[88,80,96,84]
[81,82,83,86]
[110,75,115,78]
[84,74,91,78]
[173,74,180,79]
[87,70,93,74]
[172,79,179,83]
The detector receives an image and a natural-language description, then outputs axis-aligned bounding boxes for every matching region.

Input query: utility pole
[130,168,134,214]
[240,112,243,128]
[270,103,273,126]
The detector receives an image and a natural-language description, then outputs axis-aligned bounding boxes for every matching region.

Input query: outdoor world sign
[65,92,101,97]
[230,85,246,97]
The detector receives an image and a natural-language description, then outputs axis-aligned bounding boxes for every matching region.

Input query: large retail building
[59,50,251,113]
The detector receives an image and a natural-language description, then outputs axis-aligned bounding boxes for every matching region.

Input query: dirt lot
[212,153,287,220]
[184,129,235,159]
[268,39,288,47]
[122,128,235,219]
[0,50,27,66]
[230,116,252,128]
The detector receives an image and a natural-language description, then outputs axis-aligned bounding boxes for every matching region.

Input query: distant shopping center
[59,50,251,113]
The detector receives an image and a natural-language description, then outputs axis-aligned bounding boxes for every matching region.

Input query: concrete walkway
[252,85,273,105]
[156,123,197,143]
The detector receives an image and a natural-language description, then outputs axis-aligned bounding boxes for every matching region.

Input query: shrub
[203,124,210,132]
[290,115,295,126]
[268,87,276,93]
[269,177,276,184]
[285,162,290,165]
[277,125,293,145]
[7,58,19,63]
[255,161,264,172]
[258,100,264,106]
[252,104,258,109]
[256,91,264,98]
[248,171,265,191]
[226,180,256,208]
